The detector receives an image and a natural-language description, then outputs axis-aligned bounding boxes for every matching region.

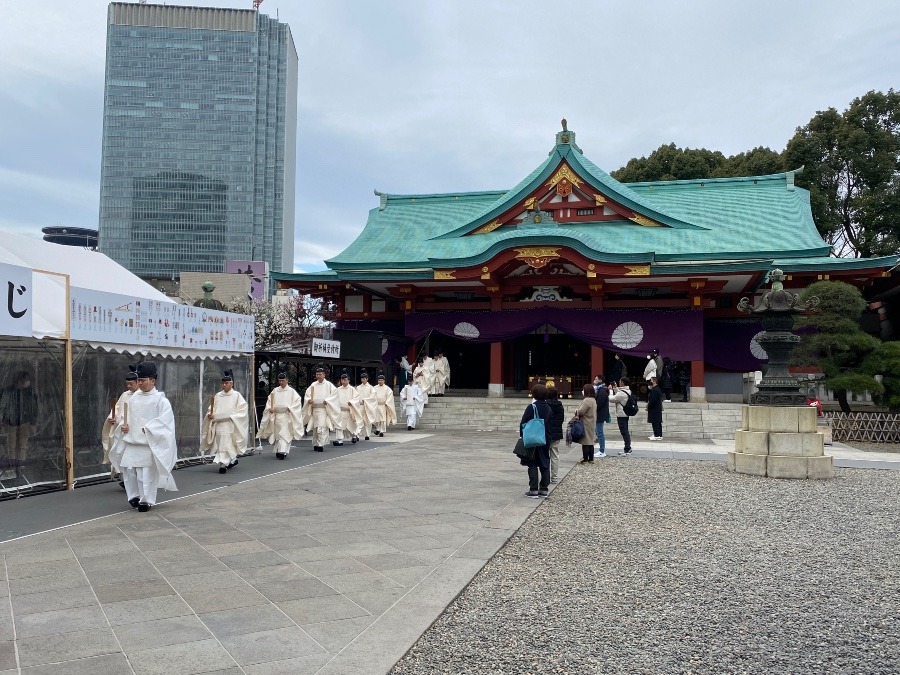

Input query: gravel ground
[391,460,899,675]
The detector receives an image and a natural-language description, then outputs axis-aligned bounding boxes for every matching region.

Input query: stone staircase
[415,396,743,441]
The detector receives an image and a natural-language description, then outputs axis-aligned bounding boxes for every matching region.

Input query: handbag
[513,437,536,461]
[521,402,547,448]
[570,417,585,441]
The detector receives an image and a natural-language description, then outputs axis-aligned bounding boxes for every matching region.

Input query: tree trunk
[835,389,852,414]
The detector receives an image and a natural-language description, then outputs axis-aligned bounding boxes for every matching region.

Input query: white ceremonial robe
[102,389,133,471]
[201,389,249,466]
[333,384,361,443]
[256,385,304,455]
[110,388,178,506]
[400,383,425,429]
[372,383,397,434]
[413,365,430,406]
[354,382,377,438]
[440,356,451,391]
[423,357,437,395]
[302,380,339,448]
[433,358,448,395]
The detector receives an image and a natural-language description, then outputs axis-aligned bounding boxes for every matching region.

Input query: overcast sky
[1,1,898,272]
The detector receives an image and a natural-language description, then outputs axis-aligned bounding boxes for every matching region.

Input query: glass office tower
[98,3,297,279]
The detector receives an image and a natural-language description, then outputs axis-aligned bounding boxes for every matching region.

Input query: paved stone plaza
[0,431,897,674]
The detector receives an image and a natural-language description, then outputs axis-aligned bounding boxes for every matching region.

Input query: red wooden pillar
[590,345,605,381]
[489,341,504,397]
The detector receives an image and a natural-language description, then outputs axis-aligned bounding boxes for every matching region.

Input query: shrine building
[275,124,900,400]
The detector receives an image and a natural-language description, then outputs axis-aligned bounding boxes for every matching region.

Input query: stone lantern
[729,270,832,479]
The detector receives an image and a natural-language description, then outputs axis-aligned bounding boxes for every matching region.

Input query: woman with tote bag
[519,384,552,498]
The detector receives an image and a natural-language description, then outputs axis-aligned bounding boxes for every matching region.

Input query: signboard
[311,338,341,359]
[225,260,269,300]
[0,262,32,338]
[70,287,255,352]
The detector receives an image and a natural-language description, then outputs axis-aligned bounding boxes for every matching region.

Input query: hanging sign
[0,262,32,338]
[70,287,255,352]
[310,338,341,359]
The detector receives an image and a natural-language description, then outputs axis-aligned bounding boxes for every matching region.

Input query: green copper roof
[280,129,896,280]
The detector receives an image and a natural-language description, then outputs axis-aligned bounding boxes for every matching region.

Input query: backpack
[623,392,639,417]
[569,417,585,441]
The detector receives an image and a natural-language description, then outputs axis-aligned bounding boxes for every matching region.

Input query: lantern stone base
[727,406,833,479]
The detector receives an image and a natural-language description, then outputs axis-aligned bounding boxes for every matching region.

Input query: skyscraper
[98,3,297,280]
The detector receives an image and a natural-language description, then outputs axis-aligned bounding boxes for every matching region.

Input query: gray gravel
[391,460,900,674]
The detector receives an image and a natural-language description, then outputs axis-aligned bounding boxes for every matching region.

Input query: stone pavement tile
[18,652,132,675]
[94,578,176,604]
[84,563,163,586]
[220,626,325,666]
[5,558,82,580]
[0,640,15,671]
[153,557,230,577]
[251,577,339,603]
[382,535,449,552]
[15,604,109,639]
[233,562,310,583]
[279,594,370,625]
[77,550,149,572]
[189,529,254,546]
[301,615,376,653]
[0,615,12,642]
[485,504,539,529]
[179,584,269,614]
[343,588,405,614]
[279,545,346,564]
[103,594,194,626]
[16,627,119,668]
[127,533,196,553]
[352,552,435,572]
[198,604,294,640]
[217,551,290,570]
[452,529,517,561]
[321,571,403,594]
[167,569,245,593]
[309,530,385,547]
[303,518,389,535]
[129,638,237,675]
[114,614,213,651]
[241,653,331,675]
[380,565,435,588]
[253,534,323,551]
[141,545,212,563]
[298,557,374,578]
[329,540,403,557]
[8,571,90,596]
[0,541,74,566]
[201,540,272,558]
[406,547,454,566]
[11,587,97,617]
[66,539,137,560]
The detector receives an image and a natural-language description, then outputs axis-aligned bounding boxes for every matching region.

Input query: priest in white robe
[201,369,249,473]
[372,372,397,436]
[302,366,339,452]
[353,371,377,440]
[102,364,138,477]
[331,371,362,446]
[423,355,437,396]
[256,372,304,460]
[399,374,425,430]
[413,358,430,407]
[109,362,177,512]
[432,349,450,396]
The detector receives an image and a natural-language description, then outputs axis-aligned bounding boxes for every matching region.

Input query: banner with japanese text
[70,287,254,352]
[0,262,33,338]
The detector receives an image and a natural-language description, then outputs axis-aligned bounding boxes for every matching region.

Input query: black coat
[647,386,664,425]
[547,399,565,441]
[609,359,625,384]
[594,386,610,423]
[519,400,551,469]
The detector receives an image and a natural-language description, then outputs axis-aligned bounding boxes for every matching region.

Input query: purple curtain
[704,319,766,371]
[405,308,705,361]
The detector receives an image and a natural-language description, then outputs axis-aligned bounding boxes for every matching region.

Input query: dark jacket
[661,357,675,391]
[547,399,565,441]
[519,400,551,469]
[647,386,664,425]
[594,386,610,423]
[609,358,625,384]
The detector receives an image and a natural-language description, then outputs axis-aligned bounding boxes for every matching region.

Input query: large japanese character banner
[70,287,254,352]
[0,262,32,338]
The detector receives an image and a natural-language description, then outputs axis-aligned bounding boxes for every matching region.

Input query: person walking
[201,369,249,473]
[399,374,425,430]
[594,374,610,458]
[647,376,664,440]
[546,387,565,483]
[642,350,658,385]
[609,353,626,385]
[676,362,691,402]
[257,372,304,459]
[575,383,598,463]
[520,384,552,498]
[610,377,633,456]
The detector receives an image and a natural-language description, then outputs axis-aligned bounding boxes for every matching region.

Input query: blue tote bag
[521,402,547,448]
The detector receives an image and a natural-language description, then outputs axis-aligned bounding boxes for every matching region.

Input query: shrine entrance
[509,326,591,396]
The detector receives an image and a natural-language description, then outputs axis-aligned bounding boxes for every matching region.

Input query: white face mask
[647,355,651,360]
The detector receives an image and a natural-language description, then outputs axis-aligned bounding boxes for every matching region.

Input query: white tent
[0,230,173,339]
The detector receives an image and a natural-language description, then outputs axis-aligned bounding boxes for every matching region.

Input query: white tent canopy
[0,230,173,340]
